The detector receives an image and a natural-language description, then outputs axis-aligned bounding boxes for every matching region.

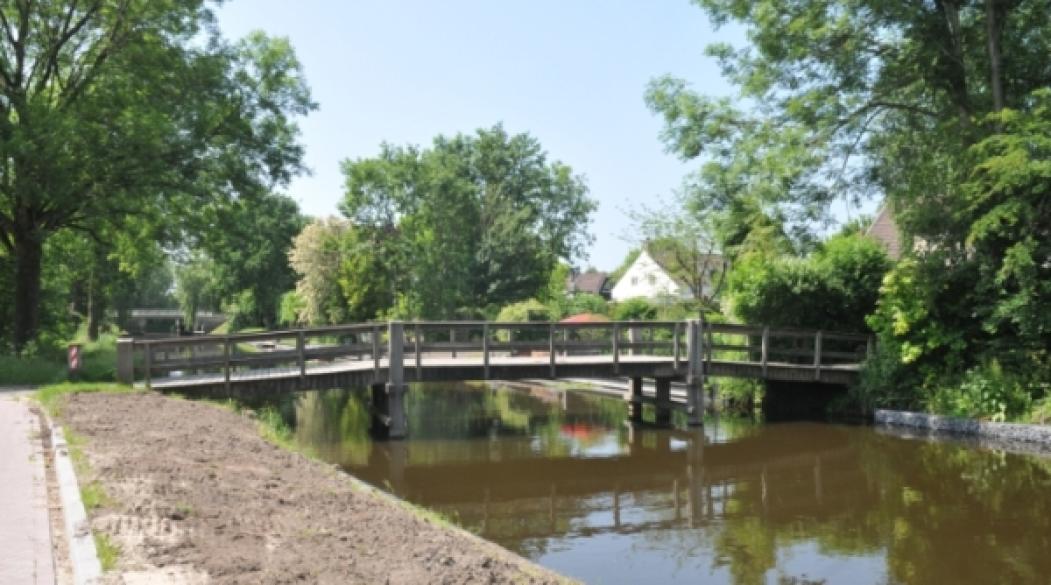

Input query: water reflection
[263,383,1051,585]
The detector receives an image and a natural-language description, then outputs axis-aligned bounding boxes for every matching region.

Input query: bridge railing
[117,320,871,388]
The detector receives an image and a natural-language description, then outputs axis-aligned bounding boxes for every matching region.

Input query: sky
[216,1,744,271]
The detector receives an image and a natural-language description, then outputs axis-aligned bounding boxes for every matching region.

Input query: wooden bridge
[116,320,871,437]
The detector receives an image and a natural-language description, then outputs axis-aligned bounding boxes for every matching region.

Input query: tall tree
[647,0,1051,247]
[0,1,314,350]
[654,0,1051,403]
[192,191,305,328]
[289,217,350,325]
[340,125,595,319]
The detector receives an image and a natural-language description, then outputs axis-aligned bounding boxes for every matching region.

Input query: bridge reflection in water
[255,383,1051,585]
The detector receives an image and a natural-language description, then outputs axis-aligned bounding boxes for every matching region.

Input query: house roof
[643,245,724,288]
[566,270,610,295]
[559,312,610,323]
[866,204,902,260]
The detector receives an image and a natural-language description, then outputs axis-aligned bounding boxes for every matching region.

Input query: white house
[610,249,721,303]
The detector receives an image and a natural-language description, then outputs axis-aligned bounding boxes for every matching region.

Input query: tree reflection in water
[247,383,1051,585]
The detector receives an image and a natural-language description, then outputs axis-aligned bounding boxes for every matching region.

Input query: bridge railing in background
[116,320,871,389]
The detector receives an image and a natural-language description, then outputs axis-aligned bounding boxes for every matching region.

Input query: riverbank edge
[874,409,1051,453]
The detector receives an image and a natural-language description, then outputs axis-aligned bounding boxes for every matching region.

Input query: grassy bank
[1,330,120,386]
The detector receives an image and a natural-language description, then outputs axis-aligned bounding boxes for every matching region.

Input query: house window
[631,276,639,285]
[647,274,656,285]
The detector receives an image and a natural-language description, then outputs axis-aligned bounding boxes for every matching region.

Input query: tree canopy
[339,125,595,319]
[655,0,1051,414]
[0,1,313,350]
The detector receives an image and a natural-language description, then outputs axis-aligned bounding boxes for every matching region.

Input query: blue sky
[216,1,743,270]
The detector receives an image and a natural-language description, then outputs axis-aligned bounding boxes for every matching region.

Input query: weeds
[94,532,120,571]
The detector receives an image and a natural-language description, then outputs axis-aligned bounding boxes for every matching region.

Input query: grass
[81,480,113,511]
[93,532,120,571]
[0,330,120,386]
[35,382,137,417]
[0,353,67,385]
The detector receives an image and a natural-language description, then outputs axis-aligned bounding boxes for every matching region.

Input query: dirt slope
[59,392,567,585]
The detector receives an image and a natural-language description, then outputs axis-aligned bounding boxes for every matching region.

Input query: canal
[252,382,1051,584]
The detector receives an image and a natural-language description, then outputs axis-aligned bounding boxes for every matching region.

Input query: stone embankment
[875,409,1051,452]
[57,391,569,585]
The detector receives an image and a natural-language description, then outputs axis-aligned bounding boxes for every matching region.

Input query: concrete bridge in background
[126,308,227,335]
[116,320,871,438]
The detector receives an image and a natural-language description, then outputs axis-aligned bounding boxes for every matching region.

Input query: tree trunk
[87,280,104,341]
[13,228,44,353]
[937,0,973,137]
[985,0,1004,112]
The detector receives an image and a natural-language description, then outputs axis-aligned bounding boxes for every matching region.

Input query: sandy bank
[58,392,568,584]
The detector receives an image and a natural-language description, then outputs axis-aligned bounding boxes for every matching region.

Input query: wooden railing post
[685,320,704,426]
[116,337,135,384]
[549,322,556,378]
[628,322,641,356]
[482,323,490,379]
[814,330,823,381]
[761,326,769,378]
[612,323,620,374]
[372,325,380,378]
[414,323,422,380]
[297,330,306,381]
[450,327,457,359]
[673,323,681,369]
[223,337,231,394]
[144,342,152,390]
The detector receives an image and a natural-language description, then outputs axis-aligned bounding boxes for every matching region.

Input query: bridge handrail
[120,319,872,389]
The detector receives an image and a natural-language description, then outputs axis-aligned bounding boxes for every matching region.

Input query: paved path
[0,391,56,585]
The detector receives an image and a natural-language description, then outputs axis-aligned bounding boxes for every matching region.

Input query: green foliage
[193,192,306,329]
[495,299,554,323]
[340,125,596,320]
[289,218,350,325]
[94,532,120,572]
[553,293,609,320]
[862,95,1051,413]
[927,362,1035,422]
[0,1,314,350]
[278,291,306,327]
[730,234,890,332]
[660,0,1051,418]
[0,354,66,386]
[612,298,659,321]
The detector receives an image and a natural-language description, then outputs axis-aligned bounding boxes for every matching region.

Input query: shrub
[612,298,659,321]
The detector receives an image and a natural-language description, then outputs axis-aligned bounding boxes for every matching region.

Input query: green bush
[612,297,659,321]
[729,233,890,332]
[926,362,1035,422]
[495,299,553,323]
[552,293,609,319]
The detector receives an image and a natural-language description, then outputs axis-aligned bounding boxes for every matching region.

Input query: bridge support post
[117,337,134,384]
[654,377,672,427]
[372,321,408,439]
[685,319,705,426]
[625,377,643,424]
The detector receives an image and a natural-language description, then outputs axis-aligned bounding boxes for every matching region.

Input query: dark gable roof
[644,245,724,287]
[865,204,902,260]
[567,271,610,295]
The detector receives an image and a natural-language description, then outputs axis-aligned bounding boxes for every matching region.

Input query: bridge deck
[120,320,869,397]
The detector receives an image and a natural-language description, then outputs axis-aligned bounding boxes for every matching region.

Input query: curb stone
[45,414,103,585]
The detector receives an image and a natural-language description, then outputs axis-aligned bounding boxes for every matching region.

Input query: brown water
[264,383,1051,584]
